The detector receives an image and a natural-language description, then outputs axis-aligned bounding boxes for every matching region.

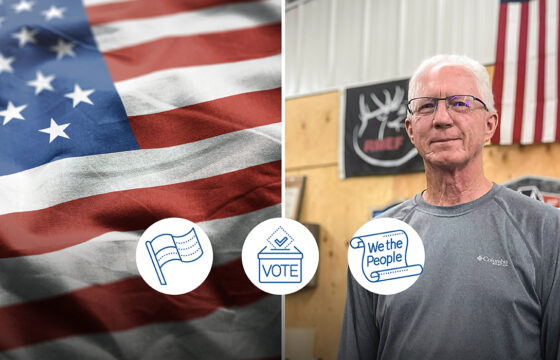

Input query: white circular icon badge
[136,218,213,295]
[348,217,425,295]
[242,218,319,295]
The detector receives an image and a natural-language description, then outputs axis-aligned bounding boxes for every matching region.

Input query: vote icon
[242,218,319,295]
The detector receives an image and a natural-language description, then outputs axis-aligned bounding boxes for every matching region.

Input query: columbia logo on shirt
[477,255,509,267]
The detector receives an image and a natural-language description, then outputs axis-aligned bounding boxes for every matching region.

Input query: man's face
[405,64,497,169]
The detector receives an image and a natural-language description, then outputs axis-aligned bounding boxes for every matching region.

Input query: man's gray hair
[408,54,496,114]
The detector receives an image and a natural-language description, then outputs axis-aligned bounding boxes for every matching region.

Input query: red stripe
[0,258,269,351]
[492,2,509,144]
[512,2,529,144]
[104,24,281,82]
[130,89,280,149]
[86,0,263,26]
[0,161,280,258]
[534,0,546,143]
[557,0,560,141]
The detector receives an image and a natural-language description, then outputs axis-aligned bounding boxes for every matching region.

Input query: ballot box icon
[242,218,319,295]
[258,245,303,283]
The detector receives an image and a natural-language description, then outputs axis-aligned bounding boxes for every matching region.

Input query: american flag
[0,0,281,358]
[492,0,560,145]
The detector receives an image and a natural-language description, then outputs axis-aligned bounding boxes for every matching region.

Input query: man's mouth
[431,138,460,144]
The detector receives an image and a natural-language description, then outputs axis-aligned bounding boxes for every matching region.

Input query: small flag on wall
[492,0,560,145]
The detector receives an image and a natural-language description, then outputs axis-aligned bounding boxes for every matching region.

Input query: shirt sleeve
[338,269,379,360]
[541,209,560,360]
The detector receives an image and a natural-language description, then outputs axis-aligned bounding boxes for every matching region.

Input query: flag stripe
[513,1,529,144]
[521,0,539,144]
[0,123,280,215]
[114,54,280,117]
[86,0,263,26]
[557,0,560,140]
[0,258,266,352]
[544,0,559,142]
[501,2,522,145]
[535,0,547,142]
[0,205,280,307]
[83,0,133,7]
[492,2,508,144]
[0,295,280,359]
[129,89,280,149]
[103,23,281,82]
[0,161,280,258]
[91,0,280,53]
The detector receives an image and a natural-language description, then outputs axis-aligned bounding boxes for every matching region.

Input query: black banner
[342,79,424,177]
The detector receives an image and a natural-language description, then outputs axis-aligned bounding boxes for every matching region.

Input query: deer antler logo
[358,86,407,139]
[351,85,418,168]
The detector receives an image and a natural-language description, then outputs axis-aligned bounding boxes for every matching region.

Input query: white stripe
[543,0,558,142]
[0,296,280,359]
[500,2,521,145]
[0,123,280,215]
[92,0,281,52]
[0,205,279,307]
[115,54,281,116]
[83,0,133,7]
[521,0,539,144]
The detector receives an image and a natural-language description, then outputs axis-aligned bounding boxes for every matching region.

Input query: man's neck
[423,159,493,206]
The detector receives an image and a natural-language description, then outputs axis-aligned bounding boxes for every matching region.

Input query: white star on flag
[39,118,70,143]
[12,0,34,13]
[65,84,94,108]
[0,53,14,74]
[12,27,38,48]
[42,6,65,21]
[49,38,75,60]
[27,71,55,95]
[0,101,27,125]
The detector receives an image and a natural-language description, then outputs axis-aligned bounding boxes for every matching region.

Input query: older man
[338,55,560,359]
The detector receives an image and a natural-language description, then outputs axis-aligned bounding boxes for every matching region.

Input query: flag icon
[146,228,204,285]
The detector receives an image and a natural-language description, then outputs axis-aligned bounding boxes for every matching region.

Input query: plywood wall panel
[285,92,340,169]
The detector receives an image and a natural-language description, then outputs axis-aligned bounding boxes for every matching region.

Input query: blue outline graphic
[258,226,303,284]
[350,229,423,283]
[146,228,204,285]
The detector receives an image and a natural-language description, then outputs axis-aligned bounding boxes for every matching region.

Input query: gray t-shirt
[339,184,560,360]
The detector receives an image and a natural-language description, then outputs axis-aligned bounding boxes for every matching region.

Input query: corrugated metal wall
[286,0,500,98]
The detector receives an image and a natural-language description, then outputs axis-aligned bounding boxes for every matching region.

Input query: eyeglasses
[407,95,489,116]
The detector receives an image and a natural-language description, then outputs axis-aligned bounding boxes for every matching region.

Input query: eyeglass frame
[406,95,489,116]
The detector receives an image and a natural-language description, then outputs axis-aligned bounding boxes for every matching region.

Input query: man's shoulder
[494,184,560,219]
[376,196,419,221]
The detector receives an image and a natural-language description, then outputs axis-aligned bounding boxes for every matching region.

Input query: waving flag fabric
[492,0,559,145]
[0,0,281,358]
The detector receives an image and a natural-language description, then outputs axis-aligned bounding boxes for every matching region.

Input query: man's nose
[433,100,453,128]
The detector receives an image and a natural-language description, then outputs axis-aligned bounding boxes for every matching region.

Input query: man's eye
[450,100,469,108]
[418,103,434,110]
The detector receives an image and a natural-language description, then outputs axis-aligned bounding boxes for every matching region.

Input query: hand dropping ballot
[348,218,425,295]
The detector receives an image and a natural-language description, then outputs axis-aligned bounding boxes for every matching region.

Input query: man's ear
[405,117,415,144]
[484,112,498,142]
